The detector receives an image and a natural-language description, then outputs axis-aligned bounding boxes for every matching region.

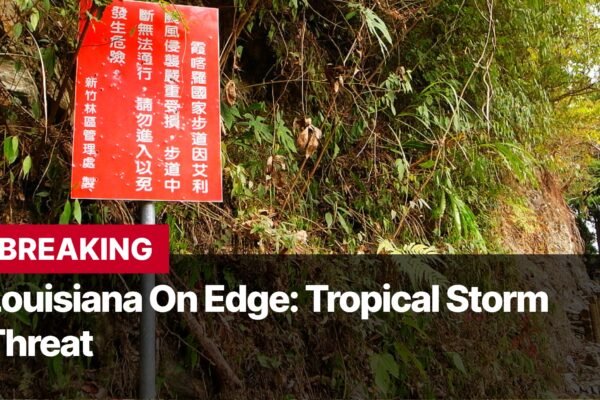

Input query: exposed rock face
[497,170,584,254]
[0,0,39,110]
[0,57,38,102]
[0,0,18,35]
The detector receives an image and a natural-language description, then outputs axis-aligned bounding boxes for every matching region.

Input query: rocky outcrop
[495,170,600,396]
[496,170,584,254]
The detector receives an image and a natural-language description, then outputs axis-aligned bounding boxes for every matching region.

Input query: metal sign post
[140,202,156,399]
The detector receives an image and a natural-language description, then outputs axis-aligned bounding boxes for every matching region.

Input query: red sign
[0,225,169,274]
[72,0,222,202]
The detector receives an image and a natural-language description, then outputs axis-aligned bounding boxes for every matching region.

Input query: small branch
[550,83,599,103]
[157,275,243,389]
[47,4,101,123]
[219,0,260,71]
[27,29,48,142]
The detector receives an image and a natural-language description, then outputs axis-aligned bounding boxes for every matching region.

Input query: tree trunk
[594,211,600,254]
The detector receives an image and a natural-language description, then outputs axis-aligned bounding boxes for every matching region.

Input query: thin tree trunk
[594,211,600,254]
[594,215,600,254]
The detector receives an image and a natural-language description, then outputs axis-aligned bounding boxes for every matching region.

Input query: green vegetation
[0,0,598,252]
[0,0,599,398]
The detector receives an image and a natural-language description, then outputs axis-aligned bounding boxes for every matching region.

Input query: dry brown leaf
[296,118,322,158]
[224,80,237,106]
[297,126,309,150]
[266,155,287,187]
[311,125,323,140]
[305,133,319,158]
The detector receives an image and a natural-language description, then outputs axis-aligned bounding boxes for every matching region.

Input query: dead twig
[220,0,260,72]
[156,275,243,389]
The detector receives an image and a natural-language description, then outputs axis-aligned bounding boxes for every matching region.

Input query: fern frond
[377,240,448,289]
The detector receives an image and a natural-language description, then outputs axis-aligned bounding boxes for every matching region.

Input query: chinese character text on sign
[72,0,221,201]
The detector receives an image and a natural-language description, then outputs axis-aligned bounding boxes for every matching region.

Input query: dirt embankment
[496,170,600,396]
[496,170,584,254]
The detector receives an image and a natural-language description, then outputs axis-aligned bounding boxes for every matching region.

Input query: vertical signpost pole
[140,202,156,400]
[72,2,221,397]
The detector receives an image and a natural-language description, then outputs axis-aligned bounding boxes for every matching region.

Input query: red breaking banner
[0,225,169,274]
[72,0,222,202]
